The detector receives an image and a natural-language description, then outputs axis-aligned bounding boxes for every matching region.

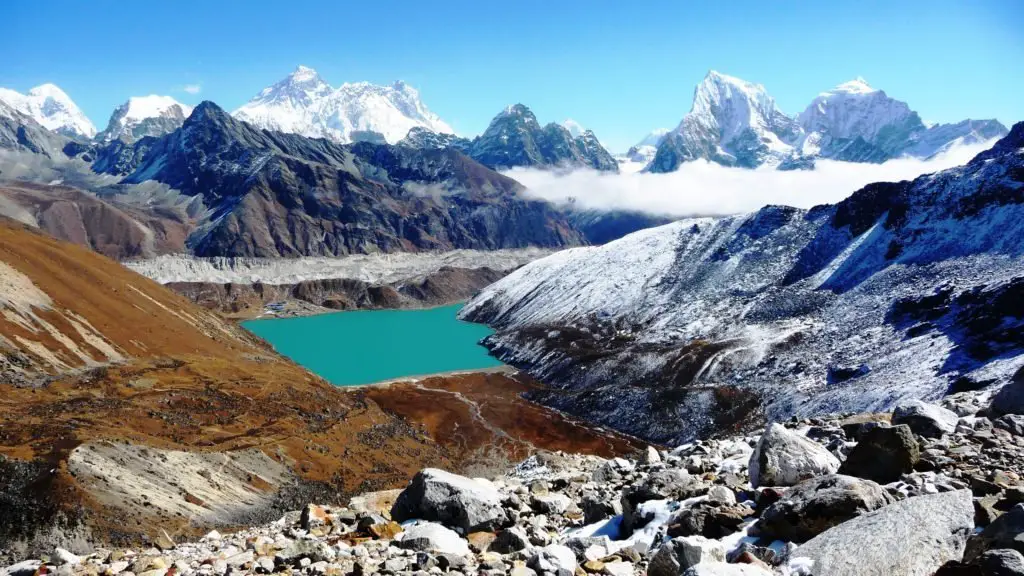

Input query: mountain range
[648,71,1008,172]
[461,122,1024,445]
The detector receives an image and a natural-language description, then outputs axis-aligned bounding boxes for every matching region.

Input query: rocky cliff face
[468,104,619,173]
[88,101,585,257]
[462,123,1024,445]
[96,95,192,143]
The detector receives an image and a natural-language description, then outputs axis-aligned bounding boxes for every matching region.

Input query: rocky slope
[0,219,630,559]
[232,66,453,145]
[467,105,618,173]
[0,102,72,158]
[97,96,192,143]
[0,84,96,139]
[83,101,584,257]
[461,123,1024,445]
[8,391,1022,575]
[649,72,1008,172]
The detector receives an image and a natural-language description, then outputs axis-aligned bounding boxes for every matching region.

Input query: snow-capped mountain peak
[98,95,192,143]
[0,83,96,138]
[826,77,877,96]
[232,66,452,144]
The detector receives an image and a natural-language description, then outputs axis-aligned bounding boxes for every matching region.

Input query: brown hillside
[0,219,638,558]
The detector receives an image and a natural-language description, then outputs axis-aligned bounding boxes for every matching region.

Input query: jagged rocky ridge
[97,96,192,143]
[73,101,584,257]
[648,72,1008,172]
[461,123,1024,445]
[8,391,1023,575]
[463,105,618,173]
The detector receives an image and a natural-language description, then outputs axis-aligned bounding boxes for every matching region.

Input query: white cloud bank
[503,140,997,217]
[182,84,202,95]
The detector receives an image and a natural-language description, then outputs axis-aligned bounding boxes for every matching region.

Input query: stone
[991,374,1024,416]
[602,561,634,576]
[395,522,471,556]
[391,468,508,533]
[757,474,896,542]
[667,502,753,539]
[893,400,960,438]
[301,504,330,530]
[838,424,920,483]
[4,560,41,576]
[154,531,176,551]
[965,504,1024,561]
[748,423,840,488]
[368,520,403,540]
[275,539,336,566]
[582,492,619,524]
[640,446,662,465]
[492,526,531,554]
[994,415,1024,436]
[979,549,1024,575]
[786,490,974,576]
[527,544,577,576]
[531,493,572,515]
[467,531,496,553]
[683,563,772,575]
[54,548,83,566]
[707,486,737,506]
[648,536,726,576]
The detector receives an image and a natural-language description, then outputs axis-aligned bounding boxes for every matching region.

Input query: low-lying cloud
[503,141,996,217]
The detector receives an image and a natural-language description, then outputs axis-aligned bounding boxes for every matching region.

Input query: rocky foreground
[5,383,1024,576]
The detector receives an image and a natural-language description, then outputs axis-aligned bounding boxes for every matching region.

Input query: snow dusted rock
[995,415,1024,436]
[391,468,508,533]
[788,489,974,576]
[394,522,470,556]
[756,474,895,542]
[992,373,1024,416]
[527,544,577,576]
[648,535,726,576]
[52,549,82,566]
[683,562,772,575]
[893,400,960,438]
[3,560,41,576]
[748,423,840,488]
[838,424,920,483]
[621,469,702,534]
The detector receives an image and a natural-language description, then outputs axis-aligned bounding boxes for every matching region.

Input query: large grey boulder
[994,414,1024,436]
[748,423,840,488]
[648,536,726,576]
[391,468,508,533]
[395,522,470,555]
[838,424,920,483]
[757,474,896,542]
[978,549,1024,575]
[787,489,974,576]
[893,400,959,438]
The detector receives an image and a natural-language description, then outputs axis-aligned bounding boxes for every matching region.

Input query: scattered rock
[787,489,974,576]
[640,446,662,465]
[893,400,959,438]
[994,415,1024,436]
[492,526,531,554]
[748,423,840,488]
[965,504,1024,561]
[707,486,737,506]
[391,468,508,533]
[527,544,577,576]
[978,549,1024,575]
[757,474,895,542]
[838,424,920,483]
[991,375,1024,416]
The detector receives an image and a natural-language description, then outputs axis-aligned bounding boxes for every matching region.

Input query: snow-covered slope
[232,65,453,144]
[97,95,192,143]
[649,72,1008,172]
[0,84,96,139]
[648,71,800,172]
[617,128,670,169]
[462,122,1024,444]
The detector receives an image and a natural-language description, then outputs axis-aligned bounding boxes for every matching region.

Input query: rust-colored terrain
[0,219,638,557]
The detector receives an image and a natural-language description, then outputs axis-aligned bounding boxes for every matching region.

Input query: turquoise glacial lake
[242,303,504,386]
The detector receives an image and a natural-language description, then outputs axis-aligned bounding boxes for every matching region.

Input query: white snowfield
[125,247,555,286]
[98,95,193,142]
[232,65,453,144]
[0,83,97,138]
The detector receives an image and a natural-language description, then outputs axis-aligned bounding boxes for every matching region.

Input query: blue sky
[3,0,1022,152]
